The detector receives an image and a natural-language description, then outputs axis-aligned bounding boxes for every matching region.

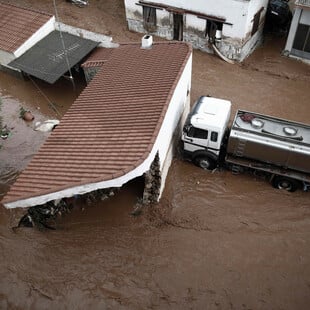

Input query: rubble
[15,187,118,230]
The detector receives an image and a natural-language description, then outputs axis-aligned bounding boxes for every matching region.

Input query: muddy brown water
[1,2,310,307]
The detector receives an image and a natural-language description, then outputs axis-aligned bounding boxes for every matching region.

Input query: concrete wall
[56,22,115,47]
[124,0,268,61]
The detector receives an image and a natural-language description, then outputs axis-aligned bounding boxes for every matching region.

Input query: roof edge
[2,151,158,209]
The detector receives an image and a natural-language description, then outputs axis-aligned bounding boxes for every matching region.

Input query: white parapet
[55,22,117,48]
[14,16,55,58]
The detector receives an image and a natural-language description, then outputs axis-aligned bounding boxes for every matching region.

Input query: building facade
[284,0,310,62]
[124,0,269,61]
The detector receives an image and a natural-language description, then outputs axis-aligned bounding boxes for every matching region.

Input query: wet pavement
[1,1,310,309]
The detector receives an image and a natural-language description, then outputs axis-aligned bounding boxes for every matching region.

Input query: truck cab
[182,96,231,169]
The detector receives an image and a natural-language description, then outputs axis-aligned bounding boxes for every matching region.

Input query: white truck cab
[182,96,231,169]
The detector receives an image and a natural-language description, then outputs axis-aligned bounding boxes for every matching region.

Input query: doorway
[292,23,310,60]
[173,13,183,41]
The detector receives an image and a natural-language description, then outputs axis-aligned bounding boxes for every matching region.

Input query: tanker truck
[181,96,310,192]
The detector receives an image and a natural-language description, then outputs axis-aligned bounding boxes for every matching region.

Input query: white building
[124,0,269,61]
[284,0,310,62]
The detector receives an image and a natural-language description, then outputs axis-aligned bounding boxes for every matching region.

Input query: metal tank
[226,110,310,174]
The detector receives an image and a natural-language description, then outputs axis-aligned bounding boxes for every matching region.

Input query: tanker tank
[226,110,310,174]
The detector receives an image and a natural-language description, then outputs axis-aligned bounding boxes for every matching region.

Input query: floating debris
[16,199,73,230]
[0,125,11,139]
[34,119,59,132]
[131,197,144,216]
[15,187,119,230]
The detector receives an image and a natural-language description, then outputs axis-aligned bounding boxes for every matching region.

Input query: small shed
[0,3,110,83]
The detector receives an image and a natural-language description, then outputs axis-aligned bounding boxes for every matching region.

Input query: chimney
[141,35,153,49]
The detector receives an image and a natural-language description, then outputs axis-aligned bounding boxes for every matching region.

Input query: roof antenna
[53,0,76,90]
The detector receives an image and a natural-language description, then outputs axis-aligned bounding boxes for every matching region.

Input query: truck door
[183,126,209,153]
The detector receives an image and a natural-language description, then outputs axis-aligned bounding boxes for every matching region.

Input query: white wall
[154,52,192,198]
[14,16,55,58]
[246,0,268,37]
[125,0,268,60]
[56,22,115,47]
[300,9,310,25]
[168,0,250,39]
[125,0,255,39]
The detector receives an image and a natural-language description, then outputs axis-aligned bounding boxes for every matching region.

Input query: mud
[1,1,310,309]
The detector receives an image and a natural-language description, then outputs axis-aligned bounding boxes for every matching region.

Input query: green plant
[19,106,27,119]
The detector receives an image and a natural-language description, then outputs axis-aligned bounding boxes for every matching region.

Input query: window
[211,131,218,142]
[143,6,156,28]
[205,19,223,42]
[293,24,310,53]
[173,13,184,41]
[188,127,208,139]
[252,9,262,36]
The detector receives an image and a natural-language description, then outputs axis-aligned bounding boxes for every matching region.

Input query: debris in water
[0,125,11,139]
[15,199,72,230]
[16,199,73,230]
[131,198,144,216]
[34,119,59,132]
[15,188,119,230]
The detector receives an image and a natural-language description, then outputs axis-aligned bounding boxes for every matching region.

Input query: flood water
[1,37,310,309]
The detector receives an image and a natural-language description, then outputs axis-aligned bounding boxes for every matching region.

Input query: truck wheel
[272,176,300,192]
[194,156,216,170]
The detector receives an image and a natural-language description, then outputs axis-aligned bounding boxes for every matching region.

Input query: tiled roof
[81,47,114,68]
[3,41,192,205]
[0,3,52,53]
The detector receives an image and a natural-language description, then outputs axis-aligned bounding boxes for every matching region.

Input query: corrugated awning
[8,30,99,84]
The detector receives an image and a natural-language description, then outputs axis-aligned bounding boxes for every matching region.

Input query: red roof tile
[0,3,52,53]
[81,47,114,68]
[2,41,192,206]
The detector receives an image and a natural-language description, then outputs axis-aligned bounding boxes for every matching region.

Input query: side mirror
[183,124,191,134]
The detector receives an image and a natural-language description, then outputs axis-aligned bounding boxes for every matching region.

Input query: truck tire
[194,156,216,170]
[272,176,300,192]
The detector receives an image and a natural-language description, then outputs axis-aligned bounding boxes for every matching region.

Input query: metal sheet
[8,31,99,84]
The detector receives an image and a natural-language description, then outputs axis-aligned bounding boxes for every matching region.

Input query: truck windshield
[188,127,208,139]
